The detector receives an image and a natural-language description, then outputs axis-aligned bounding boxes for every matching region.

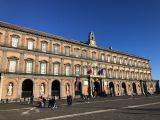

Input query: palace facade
[0,22,156,100]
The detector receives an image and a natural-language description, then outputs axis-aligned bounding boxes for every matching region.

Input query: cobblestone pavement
[0,95,160,120]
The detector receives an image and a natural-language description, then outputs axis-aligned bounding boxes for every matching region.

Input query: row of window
[10,36,149,69]
[8,60,151,80]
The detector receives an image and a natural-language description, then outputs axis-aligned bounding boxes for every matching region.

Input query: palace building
[0,22,156,100]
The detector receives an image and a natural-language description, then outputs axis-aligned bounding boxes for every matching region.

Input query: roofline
[0,21,149,61]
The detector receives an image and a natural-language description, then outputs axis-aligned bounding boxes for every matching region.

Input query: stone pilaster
[61,58,64,75]
[71,59,74,76]
[1,50,7,72]
[48,79,52,98]
[17,79,22,98]
[19,53,24,73]
[35,55,39,74]
[49,56,52,74]
[60,80,64,98]
[4,30,9,46]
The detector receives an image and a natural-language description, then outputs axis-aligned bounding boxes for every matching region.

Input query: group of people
[36,94,73,109]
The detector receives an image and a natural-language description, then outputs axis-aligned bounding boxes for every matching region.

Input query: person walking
[67,94,72,106]
[52,96,57,109]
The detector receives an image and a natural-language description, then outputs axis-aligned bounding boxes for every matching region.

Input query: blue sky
[0,0,159,80]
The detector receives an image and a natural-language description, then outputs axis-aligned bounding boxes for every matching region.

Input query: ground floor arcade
[0,74,156,100]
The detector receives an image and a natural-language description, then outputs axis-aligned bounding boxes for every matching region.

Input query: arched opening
[22,79,33,98]
[93,81,100,96]
[109,82,115,96]
[75,82,82,96]
[132,83,137,95]
[52,80,60,98]
[122,82,127,95]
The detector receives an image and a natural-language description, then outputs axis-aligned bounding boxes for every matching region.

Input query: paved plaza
[0,95,160,120]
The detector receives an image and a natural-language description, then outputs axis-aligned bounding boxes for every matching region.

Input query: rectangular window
[101,54,105,61]
[65,47,70,56]
[107,55,111,62]
[83,67,87,75]
[92,52,96,60]
[74,48,79,57]
[65,65,70,76]
[53,44,60,54]
[41,63,47,74]
[93,68,97,75]
[11,37,18,47]
[75,66,80,76]
[28,40,33,50]
[53,64,59,75]
[9,60,16,72]
[113,57,116,63]
[26,62,32,73]
[82,50,87,58]
[42,42,47,52]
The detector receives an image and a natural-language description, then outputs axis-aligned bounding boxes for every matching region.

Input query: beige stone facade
[0,22,156,100]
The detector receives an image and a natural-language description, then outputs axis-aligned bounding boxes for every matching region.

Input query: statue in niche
[7,83,13,96]
[66,83,70,95]
[40,83,45,96]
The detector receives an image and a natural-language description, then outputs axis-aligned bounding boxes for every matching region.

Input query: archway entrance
[109,82,115,96]
[132,83,137,95]
[75,82,82,96]
[93,81,101,96]
[22,79,33,98]
[122,82,127,95]
[52,80,60,98]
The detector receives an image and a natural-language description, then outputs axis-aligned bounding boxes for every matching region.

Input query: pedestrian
[30,95,34,105]
[67,94,72,106]
[48,98,52,108]
[68,95,72,105]
[42,97,46,108]
[52,96,57,109]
